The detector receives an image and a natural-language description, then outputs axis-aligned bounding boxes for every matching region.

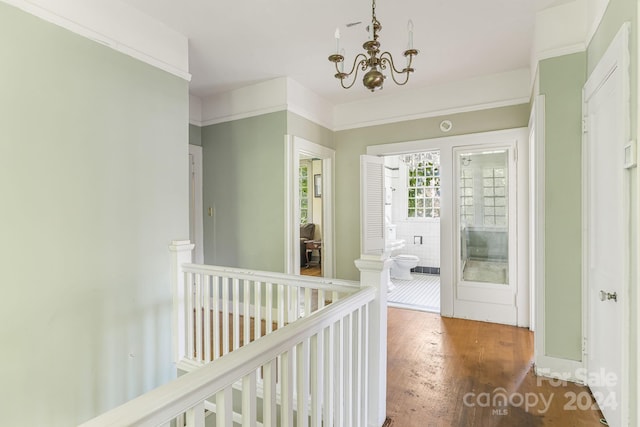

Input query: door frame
[284,135,335,277]
[189,144,204,264]
[452,142,520,325]
[367,127,529,326]
[582,22,630,424]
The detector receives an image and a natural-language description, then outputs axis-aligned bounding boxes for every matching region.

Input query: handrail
[79,286,376,427]
[182,263,361,293]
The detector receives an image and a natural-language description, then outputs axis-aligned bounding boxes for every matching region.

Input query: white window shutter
[360,154,385,255]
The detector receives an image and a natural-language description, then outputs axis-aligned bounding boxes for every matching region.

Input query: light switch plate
[624,140,637,168]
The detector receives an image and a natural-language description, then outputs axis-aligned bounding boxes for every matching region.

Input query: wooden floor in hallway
[386,308,604,427]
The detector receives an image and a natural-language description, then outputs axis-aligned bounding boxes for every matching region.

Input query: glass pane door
[458,149,509,285]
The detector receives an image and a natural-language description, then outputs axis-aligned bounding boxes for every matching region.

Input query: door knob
[599,290,618,302]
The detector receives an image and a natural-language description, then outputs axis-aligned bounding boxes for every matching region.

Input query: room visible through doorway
[384,152,441,313]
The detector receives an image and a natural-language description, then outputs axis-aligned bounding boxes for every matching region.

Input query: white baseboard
[534,354,585,385]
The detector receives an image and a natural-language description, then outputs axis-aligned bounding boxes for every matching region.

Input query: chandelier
[328,0,418,92]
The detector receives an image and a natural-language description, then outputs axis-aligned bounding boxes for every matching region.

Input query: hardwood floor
[300,264,322,276]
[386,308,604,427]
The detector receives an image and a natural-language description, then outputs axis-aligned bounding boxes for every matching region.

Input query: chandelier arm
[379,51,410,75]
[379,52,414,86]
[344,53,370,76]
[337,55,369,89]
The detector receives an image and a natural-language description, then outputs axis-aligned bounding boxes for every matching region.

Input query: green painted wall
[536,1,639,417]
[189,123,202,146]
[538,52,586,362]
[199,111,333,272]
[201,111,287,271]
[0,3,189,426]
[287,112,335,150]
[586,0,638,422]
[333,104,530,280]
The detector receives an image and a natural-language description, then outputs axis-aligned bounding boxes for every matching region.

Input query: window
[299,163,309,224]
[405,151,440,218]
[460,168,474,225]
[482,167,507,226]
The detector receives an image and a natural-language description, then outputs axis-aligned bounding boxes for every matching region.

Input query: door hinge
[513,147,518,162]
[582,336,588,356]
[582,117,589,134]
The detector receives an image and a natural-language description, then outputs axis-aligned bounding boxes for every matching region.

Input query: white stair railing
[79,285,376,427]
[80,241,392,427]
[171,251,361,367]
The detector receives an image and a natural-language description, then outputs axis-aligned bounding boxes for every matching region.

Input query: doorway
[299,155,323,277]
[383,152,442,313]
[367,128,529,326]
[285,135,335,277]
[452,143,519,325]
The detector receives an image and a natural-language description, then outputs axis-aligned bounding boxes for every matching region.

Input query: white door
[360,154,386,255]
[452,143,519,325]
[583,24,630,427]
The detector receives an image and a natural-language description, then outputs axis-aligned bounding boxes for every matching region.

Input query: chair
[300,223,315,266]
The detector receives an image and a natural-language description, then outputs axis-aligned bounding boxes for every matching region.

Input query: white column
[169,240,195,364]
[354,254,393,427]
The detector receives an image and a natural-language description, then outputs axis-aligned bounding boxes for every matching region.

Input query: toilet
[390,254,420,280]
[385,224,420,280]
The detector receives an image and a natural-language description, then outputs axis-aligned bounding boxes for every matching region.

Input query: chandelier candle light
[328,0,418,91]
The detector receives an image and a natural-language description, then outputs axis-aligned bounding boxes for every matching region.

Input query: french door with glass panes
[453,142,519,325]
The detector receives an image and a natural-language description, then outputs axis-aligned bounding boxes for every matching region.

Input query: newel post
[169,240,194,364]
[355,254,393,427]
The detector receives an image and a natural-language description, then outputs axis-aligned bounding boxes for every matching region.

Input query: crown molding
[195,70,531,131]
[200,105,288,127]
[198,77,334,130]
[2,0,190,81]
[536,43,587,62]
[332,98,531,132]
[332,69,531,131]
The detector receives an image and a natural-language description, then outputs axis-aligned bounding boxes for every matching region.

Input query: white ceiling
[120,0,575,106]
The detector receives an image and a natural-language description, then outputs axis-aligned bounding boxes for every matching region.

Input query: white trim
[636,5,640,418]
[535,43,587,62]
[332,98,530,132]
[366,128,529,157]
[530,95,546,342]
[201,105,288,127]
[450,136,528,327]
[200,78,334,130]
[200,98,532,132]
[367,128,529,322]
[582,22,630,426]
[3,0,191,81]
[199,72,530,131]
[534,355,586,384]
[189,145,204,265]
[284,136,336,278]
[334,69,530,132]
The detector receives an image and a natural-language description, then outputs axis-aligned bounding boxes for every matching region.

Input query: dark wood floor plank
[386,308,604,427]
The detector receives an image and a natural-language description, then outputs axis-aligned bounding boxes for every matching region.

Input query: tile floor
[388,273,440,313]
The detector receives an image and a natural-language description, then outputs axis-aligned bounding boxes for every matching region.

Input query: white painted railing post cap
[169,240,195,251]
[354,255,393,272]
